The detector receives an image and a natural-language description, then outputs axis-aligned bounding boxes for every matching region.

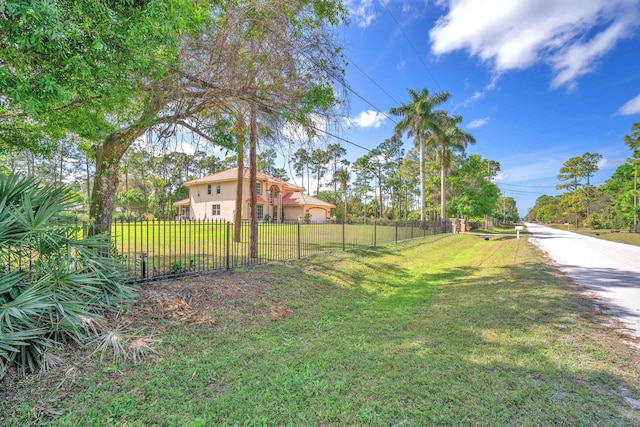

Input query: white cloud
[460,74,502,107]
[345,0,376,28]
[618,92,640,115]
[396,59,407,70]
[346,110,388,128]
[429,0,639,90]
[466,117,489,129]
[597,157,626,172]
[493,172,510,182]
[462,90,483,107]
[598,157,612,170]
[283,114,329,142]
[176,141,196,156]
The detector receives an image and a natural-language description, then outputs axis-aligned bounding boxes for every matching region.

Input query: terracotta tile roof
[281,192,336,208]
[172,198,190,207]
[183,167,305,192]
[244,195,268,204]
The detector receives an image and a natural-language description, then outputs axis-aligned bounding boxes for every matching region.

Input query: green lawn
[546,223,640,247]
[4,234,639,426]
[108,220,439,278]
[580,230,640,246]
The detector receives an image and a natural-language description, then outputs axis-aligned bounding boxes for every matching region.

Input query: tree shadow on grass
[12,248,640,426]
[305,261,640,425]
[187,260,640,425]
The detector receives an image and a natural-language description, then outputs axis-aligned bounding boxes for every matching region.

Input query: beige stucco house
[173,168,335,223]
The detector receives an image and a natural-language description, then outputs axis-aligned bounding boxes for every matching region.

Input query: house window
[257,205,264,220]
[212,204,221,216]
[273,206,278,219]
[216,183,221,194]
[256,182,262,195]
[207,184,212,195]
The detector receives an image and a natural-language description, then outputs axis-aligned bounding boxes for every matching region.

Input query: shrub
[583,213,604,230]
[0,173,136,376]
[406,211,420,222]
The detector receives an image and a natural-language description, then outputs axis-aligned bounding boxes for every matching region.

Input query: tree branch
[175,119,236,151]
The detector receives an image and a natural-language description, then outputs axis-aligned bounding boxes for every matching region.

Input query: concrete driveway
[526,222,640,343]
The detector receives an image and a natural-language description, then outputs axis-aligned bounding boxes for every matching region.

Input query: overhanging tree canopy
[3,0,348,235]
[0,0,213,153]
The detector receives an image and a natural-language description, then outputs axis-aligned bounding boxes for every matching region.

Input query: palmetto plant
[0,172,136,376]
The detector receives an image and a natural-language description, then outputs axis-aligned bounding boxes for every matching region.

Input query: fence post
[373,220,377,247]
[297,221,301,259]
[226,221,231,270]
[140,252,147,279]
[395,221,398,244]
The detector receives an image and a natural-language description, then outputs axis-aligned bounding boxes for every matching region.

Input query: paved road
[526,222,640,342]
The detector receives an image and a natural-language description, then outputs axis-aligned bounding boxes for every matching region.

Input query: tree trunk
[89,96,166,236]
[586,176,591,218]
[333,158,338,193]
[234,110,246,243]
[125,161,129,192]
[440,151,447,221]
[419,135,426,228]
[85,153,91,206]
[378,174,383,219]
[249,102,258,260]
[343,185,348,222]
[90,133,135,234]
[58,147,64,186]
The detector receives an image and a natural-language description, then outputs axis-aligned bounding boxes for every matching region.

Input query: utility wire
[344,53,401,105]
[380,0,443,92]
[343,81,398,126]
[311,125,374,154]
[376,1,497,162]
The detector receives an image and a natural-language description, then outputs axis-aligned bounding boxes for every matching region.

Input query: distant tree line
[525,121,640,231]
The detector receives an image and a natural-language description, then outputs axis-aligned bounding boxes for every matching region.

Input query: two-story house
[173,168,335,222]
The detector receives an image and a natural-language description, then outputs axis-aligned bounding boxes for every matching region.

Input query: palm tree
[429,112,476,220]
[389,88,451,227]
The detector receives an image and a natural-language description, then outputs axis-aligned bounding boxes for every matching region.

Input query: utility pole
[634,166,638,232]
[485,162,492,230]
[502,191,507,223]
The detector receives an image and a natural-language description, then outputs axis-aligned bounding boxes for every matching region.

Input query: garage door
[308,208,326,223]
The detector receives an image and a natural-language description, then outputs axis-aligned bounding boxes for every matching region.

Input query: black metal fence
[96,219,451,282]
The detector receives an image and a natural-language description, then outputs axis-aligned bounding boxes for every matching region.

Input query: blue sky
[330,0,640,215]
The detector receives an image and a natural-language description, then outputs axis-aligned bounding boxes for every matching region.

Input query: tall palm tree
[389,88,451,227]
[429,112,476,220]
[333,168,351,221]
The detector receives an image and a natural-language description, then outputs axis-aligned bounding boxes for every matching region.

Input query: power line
[380,0,443,92]
[344,83,398,126]
[375,1,499,163]
[499,182,558,189]
[344,53,401,105]
[311,125,374,154]
[285,41,399,127]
